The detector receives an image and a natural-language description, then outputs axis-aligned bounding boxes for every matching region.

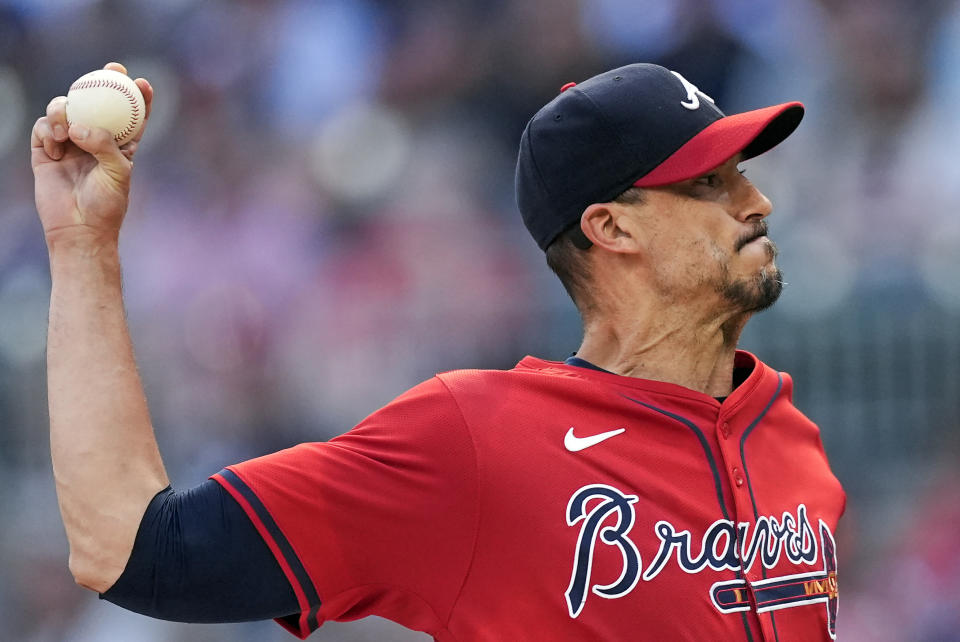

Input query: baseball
[66,69,145,146]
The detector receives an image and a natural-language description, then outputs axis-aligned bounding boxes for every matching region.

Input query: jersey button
[720,422,731,439]
[733,466,744,487]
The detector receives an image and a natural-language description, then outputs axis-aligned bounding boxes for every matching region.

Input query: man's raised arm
[32,62,169,593]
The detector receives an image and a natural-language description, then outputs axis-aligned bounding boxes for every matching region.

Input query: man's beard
[720,264,784,313]
[718,238,784,313]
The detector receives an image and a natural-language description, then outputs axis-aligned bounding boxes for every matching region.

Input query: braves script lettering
[643,503,818,580]
[565,484,642,618]
[565,484,838,638]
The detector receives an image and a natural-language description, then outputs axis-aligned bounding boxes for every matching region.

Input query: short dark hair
[544,188,645,316]
[545,225,594,316]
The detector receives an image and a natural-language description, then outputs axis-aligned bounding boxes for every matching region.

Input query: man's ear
[580,202,643,254]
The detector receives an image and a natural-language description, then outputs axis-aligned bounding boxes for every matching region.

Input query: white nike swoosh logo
[564,427,626,452]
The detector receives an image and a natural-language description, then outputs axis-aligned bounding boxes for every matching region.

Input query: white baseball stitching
[68,77,142,143]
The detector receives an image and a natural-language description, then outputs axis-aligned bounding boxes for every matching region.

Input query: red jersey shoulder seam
[434,373,484,632]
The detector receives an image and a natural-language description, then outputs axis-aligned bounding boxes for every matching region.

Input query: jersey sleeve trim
[212,468,321,638]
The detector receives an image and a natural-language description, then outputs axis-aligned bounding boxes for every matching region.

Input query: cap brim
[634,102,804,187]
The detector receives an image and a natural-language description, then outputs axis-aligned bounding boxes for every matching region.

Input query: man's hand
[31,62,153,245]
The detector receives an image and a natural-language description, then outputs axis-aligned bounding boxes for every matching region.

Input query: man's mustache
[736,221,770,251]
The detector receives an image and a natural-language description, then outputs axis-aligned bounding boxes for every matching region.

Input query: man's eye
[695,173,720,187]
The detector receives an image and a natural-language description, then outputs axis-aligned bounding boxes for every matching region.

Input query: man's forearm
[47,231,169,592]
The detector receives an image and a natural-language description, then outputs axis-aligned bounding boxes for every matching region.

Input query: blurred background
[1,0,959,639]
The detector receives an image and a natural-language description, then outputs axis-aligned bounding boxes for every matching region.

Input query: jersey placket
[707,411,761,641]
[717,390,786,642]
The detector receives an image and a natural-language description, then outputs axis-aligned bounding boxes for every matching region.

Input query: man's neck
[574,305,750,398]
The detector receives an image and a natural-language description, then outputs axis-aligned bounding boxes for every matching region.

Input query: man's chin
[722,267,784,313]
[753,270,784,312]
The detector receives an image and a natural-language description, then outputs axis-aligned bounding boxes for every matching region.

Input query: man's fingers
[68,124,130,180]
[104,61,127,75]
[32,117,65,161]
[32,116,51,148]
[45,129,65,161]
[46,96,69,141]
[46,96,67,115]
[120,141,138,160]
[135,78,153,119]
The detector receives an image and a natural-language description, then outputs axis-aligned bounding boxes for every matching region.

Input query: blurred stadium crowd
[1,0,959,640]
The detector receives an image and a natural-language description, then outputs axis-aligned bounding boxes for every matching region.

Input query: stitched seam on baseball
[68,78,142,142]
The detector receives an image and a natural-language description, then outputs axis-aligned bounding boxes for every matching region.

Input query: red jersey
[214,350,845,641]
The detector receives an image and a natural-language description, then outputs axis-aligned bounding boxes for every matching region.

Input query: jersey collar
[518,349,777,409]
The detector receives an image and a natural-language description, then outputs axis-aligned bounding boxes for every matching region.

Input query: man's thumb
[68,124,130,177]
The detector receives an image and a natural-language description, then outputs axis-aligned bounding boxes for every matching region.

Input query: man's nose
[735,181,773,222]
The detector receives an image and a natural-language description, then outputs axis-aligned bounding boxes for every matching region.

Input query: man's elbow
[68,548,124,593]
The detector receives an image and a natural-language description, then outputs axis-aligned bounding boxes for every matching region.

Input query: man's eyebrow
[657,181,700,198]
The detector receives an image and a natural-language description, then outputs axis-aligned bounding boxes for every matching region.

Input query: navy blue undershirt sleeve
[101,480,299,623]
